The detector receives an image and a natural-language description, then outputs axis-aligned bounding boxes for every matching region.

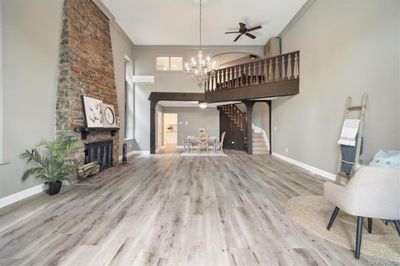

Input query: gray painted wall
[236,103,270,134]
[1,0,63,198]
[132,45,264,151]
[110,25,136,153]
[0,0,3,162]
[0,0,135,198]
[274,0,400,174]
[163,107,220,146]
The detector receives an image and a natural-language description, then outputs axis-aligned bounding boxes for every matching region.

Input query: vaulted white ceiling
[101,0,307,46]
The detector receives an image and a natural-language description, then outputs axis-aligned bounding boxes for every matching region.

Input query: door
[163,113,178,146]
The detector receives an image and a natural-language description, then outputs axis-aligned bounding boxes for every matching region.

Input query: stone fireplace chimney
[56,0,119,166]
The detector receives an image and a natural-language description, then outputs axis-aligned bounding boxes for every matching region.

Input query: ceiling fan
[225,22,262,42]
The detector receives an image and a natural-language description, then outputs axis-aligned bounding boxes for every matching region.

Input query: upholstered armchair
[324,166,400,259]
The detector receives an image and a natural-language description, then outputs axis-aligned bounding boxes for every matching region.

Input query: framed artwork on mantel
[82,96,104,128]
[102,103,117,128]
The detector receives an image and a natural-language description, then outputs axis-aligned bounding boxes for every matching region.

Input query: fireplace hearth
[85,140,113,171]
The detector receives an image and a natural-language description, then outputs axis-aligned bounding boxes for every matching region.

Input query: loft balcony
[204,51,300,102]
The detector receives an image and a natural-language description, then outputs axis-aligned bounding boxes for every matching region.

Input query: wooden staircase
[252,132,269,154]
[218,104,247,151]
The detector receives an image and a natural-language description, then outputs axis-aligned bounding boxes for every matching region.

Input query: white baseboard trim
[272,153,336,181]
[0,184,45,209]
[131,150,150,155]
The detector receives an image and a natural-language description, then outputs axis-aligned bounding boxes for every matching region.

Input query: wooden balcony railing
[205,51,300,92]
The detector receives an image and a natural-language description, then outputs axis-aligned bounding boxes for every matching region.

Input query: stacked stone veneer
[56,0,119,164]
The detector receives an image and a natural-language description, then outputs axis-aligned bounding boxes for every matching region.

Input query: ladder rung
[347,105,363,111]
[341,160,355,165]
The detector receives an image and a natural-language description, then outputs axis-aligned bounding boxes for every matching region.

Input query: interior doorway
[163,113,178,146]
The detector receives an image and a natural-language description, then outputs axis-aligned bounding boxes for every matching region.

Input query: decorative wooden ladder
[218,104,247,151]
[336,93,368,184]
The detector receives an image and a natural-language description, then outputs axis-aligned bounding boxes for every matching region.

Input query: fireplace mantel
[74,127,119,140]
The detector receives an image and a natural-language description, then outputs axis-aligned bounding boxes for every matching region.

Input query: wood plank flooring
[0,151,392,265]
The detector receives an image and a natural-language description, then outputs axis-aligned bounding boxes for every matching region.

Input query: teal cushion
[369,150,400,168]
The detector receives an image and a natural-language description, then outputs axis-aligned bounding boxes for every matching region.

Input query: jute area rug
[284,195,400,262]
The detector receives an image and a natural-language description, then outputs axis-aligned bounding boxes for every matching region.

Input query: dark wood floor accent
[218,104,247,152]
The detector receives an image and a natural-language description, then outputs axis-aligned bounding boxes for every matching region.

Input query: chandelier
[185,0,215,90]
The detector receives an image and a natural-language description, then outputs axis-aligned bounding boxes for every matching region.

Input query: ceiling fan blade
[247,25,262,32]
[239,22,245,30]
[234,34,242,42]
[245,33,256,39]
[225,31,240,34]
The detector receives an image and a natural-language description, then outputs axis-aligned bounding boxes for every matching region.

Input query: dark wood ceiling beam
[148,92,205,102]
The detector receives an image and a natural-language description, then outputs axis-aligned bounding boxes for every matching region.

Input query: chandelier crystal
[185,0,215,90]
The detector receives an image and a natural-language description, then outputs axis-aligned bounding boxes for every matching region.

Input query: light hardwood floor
[0,151,392,265]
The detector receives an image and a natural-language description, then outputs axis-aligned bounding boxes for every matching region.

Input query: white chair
[324,166,400,259]
[208,136,217,152]
[215,132,226,151]
[182,136,192,152]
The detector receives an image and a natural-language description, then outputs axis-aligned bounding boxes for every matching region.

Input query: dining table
[186,136,217,152]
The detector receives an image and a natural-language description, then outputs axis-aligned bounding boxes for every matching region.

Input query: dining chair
[208,136,217,152]
[182,136,191,152]
[190,138,200,152]
[215,132,226,151]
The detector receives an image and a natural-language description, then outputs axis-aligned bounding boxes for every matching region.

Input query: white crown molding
[279,0,316,38]
[0,184,45,209]
[272,152,336,181]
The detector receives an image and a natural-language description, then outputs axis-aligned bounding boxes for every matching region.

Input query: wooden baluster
[254,62,257,84]
[233,67,236,87]
[294,52,299,79]
[250,63,254,84]
[288,54,293,79]
[245,64,248,86]
[271,58,276,81]
[275,57,280,80]
[265,60,269,82]
[212,72,216,91]
[219,70,222,89]
[283,54,288,80]
[220,69,224,88]
[246,64,250,86]
[225,68,228,87]
[227,68,231,88]
[231,67,234,88]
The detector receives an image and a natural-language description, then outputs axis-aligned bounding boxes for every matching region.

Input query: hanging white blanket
[337,119,360,146]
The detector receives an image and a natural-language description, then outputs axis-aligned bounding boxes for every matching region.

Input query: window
[170,57,183,71]
[156,57,169,71]
[156,56,183,71]
[124,57,134,140]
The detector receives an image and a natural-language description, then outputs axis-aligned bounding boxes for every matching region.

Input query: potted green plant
[21,134,80,195]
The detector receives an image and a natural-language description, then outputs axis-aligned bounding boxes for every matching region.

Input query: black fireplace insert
[84,140,113,171]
